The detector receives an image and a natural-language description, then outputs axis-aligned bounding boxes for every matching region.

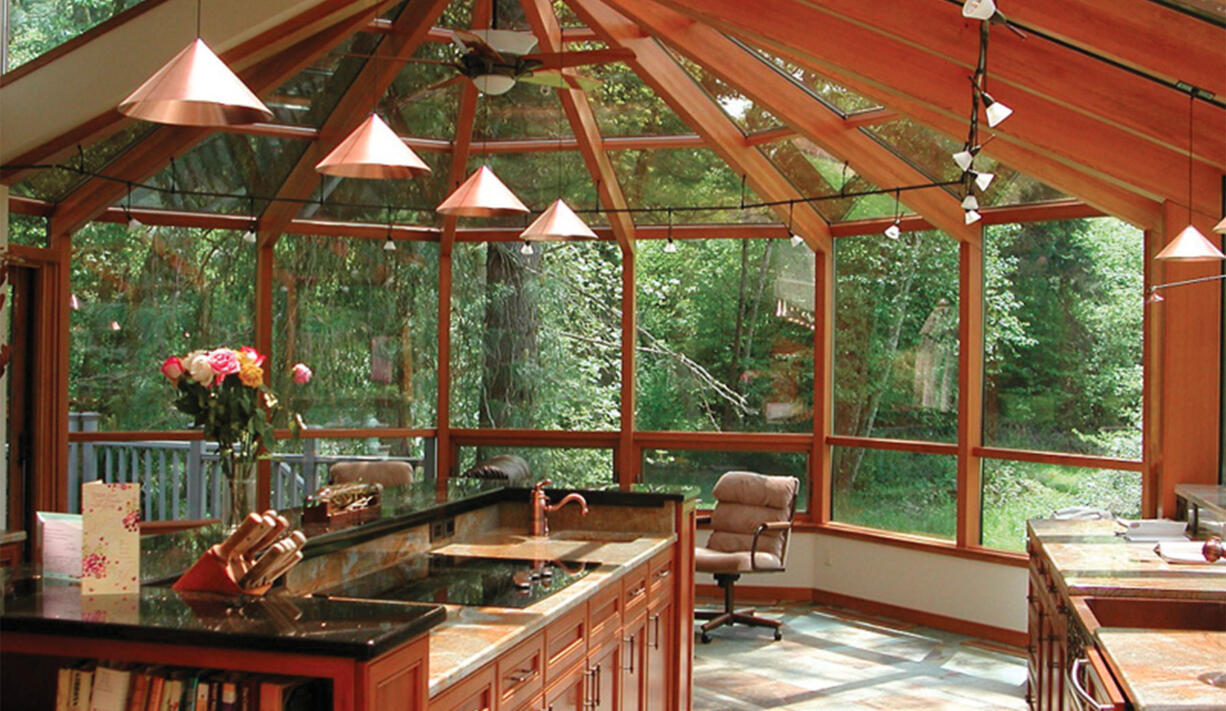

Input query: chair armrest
[749,520,792,572]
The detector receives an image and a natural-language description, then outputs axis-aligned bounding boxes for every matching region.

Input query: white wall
[697,529,1028,633]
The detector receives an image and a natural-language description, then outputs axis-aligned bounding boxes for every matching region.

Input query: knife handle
[216,513,264,559]
[247,513,285,555]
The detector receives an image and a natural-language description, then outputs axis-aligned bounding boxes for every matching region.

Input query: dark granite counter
[0,577,444,661]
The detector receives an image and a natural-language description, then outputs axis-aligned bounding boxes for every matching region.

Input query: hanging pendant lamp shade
[118,38,272,126]
[1214,217,1226,234]
[437,165,529,217]
[316,114,431,179]
[1154,224,1226,262]
[519,199,597,241]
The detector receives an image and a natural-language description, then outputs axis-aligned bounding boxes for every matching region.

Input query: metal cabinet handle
[651,613,662,650]
[629,585,646,599]
[623,634,636,673]
[584,664,602,709]
[1066,659,1112,711]
[507,666,535,684]
[655,568,671,580]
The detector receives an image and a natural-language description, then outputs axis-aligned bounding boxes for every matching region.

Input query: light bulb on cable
[663,237,678,254]
[789,232,804,247]
[970,171,995,191]
[127,213,142,230]
[242,230,257,244]
[982,93,1013,127]
[383,237,396,251]
[520,241,534,255]
[884,220,901,240]
[961,195,980,211]
[964,209,983,225]
[953,149,976,172]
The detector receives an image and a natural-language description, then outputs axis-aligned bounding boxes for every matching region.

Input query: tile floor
[692,601,1029,710]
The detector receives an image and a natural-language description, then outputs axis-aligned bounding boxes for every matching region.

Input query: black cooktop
[318,554,601,609]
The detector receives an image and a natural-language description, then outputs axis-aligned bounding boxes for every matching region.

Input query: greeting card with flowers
[82,481,139,595]
[161,347,311,527]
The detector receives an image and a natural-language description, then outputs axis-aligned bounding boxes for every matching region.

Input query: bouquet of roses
[161,347,311,525]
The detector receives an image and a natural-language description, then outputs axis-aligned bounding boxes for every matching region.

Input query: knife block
[172,546,273,596]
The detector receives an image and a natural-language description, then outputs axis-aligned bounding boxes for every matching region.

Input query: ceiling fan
[405,29,634,98]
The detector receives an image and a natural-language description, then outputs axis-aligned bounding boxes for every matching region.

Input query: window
[455,445,613,489]
[450,241,621,430]
[831,446,957,540]
[834,231,959,442]
[272,236,438,429]
[636,238,815,432]
[69,224,254,431]
[983,218,1143,458]
[641,448,809,511]
[981,459,1141,551]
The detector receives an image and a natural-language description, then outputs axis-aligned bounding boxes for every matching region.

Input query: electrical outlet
[430,517,456,542]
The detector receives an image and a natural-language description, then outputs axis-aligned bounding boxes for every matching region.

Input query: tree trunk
[478,243,540,444]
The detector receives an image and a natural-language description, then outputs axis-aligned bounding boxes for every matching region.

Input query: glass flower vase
[222,456,258,531]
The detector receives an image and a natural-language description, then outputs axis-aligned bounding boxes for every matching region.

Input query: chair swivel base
[695,573,783,643]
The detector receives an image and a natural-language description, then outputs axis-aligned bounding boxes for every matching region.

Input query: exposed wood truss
[521,0,637,253]
[597,0,976,244]
[571,0,831,250]
[255,0,453,246]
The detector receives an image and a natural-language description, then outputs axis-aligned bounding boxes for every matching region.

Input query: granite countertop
[1095,630,1226,710]
[1028,519,1226,601]
[422,531,676,697]
[0,577,444,661]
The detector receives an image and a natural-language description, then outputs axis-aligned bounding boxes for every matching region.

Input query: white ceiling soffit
[0,0,380,164]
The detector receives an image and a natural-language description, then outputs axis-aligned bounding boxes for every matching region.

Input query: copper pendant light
[118,38,272,126]
[1154,224,1225,262]
[437,165,529,217]
[519,199,597,241]
[316,113,432,179]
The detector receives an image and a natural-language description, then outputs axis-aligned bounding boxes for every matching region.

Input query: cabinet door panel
[644,603,672,711]
[544,663,586,711]
[622,614,647,711]
[588,639,621,711]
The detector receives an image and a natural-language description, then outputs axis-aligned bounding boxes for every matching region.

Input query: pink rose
[160,356,184,381]
[207,349,240,384]
[292,363,313,385]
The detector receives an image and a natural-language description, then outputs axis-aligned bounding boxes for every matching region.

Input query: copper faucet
[530,480,589,536]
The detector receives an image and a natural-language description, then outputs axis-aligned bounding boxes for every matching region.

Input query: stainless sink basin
[549,531,641,543]
[1078,596,1226,631]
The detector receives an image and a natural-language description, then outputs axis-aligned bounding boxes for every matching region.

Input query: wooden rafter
[1003,0,1226,99]
[648,0,1222,219]
[799,0,1225,171]
[570,0,832,251]
[521,0,636,253]
[439,0,490,257]
[256,0,453,246]
[44,7,384,237]
[599,0,976,243]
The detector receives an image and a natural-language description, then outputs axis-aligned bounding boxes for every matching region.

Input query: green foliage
[6,0,141,69]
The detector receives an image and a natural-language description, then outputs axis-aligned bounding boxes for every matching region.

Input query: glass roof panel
[131,134,308,215]
[1151,0,1226,23]
[12,122,156,202]
[613,147,772,225]
[744,44,882,115]
[757,138,858,222]
[588,59,690,137]
[481,80,567,139]
[381,41,464,140]
[666,49,785,134]
[266,31,384,127]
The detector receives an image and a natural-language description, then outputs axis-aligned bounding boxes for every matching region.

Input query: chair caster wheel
[701,633,711,644]
[774,630,782,641]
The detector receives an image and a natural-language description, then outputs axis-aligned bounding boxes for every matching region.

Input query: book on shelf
[53,662,326,711]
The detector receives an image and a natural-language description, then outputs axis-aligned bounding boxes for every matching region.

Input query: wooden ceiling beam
[368,20,602,44]
[570,0,831,251]
[649,0,1186,224]
[439,0,490,257]
[600,0,976,243]
[46,6,382,237]
[256,0,453,246]
[843,108,898,129]
[522,0,636,253]
[1001,0,1226,99]
[798,0,1225,171]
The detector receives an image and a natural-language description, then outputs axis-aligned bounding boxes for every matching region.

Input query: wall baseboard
[694,583,1026,649]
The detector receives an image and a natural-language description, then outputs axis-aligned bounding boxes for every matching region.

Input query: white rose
[182,350,215,386]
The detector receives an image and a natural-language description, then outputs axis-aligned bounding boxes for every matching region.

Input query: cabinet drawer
[498,632,545,711]
[509,692,544,711]
[545,604,588,682]
[588,583,623,645]
[622,565,649,620]
[1065,649,1126,711]
[647,550,673,600]
[430,662,495,711]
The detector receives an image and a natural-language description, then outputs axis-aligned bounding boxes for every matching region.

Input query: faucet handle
[533,479,553,491]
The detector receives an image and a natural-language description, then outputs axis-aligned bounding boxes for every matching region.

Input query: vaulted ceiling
[3,0,1224,246]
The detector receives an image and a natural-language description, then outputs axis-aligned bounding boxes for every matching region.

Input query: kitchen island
[1026,519,1226,711]
[0,483,697,711]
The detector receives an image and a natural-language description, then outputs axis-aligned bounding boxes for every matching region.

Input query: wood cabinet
[620,613,647,711]
[543,661,585,711]
[586,636,621,711]
[1027,540,1127,711]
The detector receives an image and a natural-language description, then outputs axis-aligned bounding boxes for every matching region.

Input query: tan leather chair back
[328,460,417,488]
[706,471,799,565]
